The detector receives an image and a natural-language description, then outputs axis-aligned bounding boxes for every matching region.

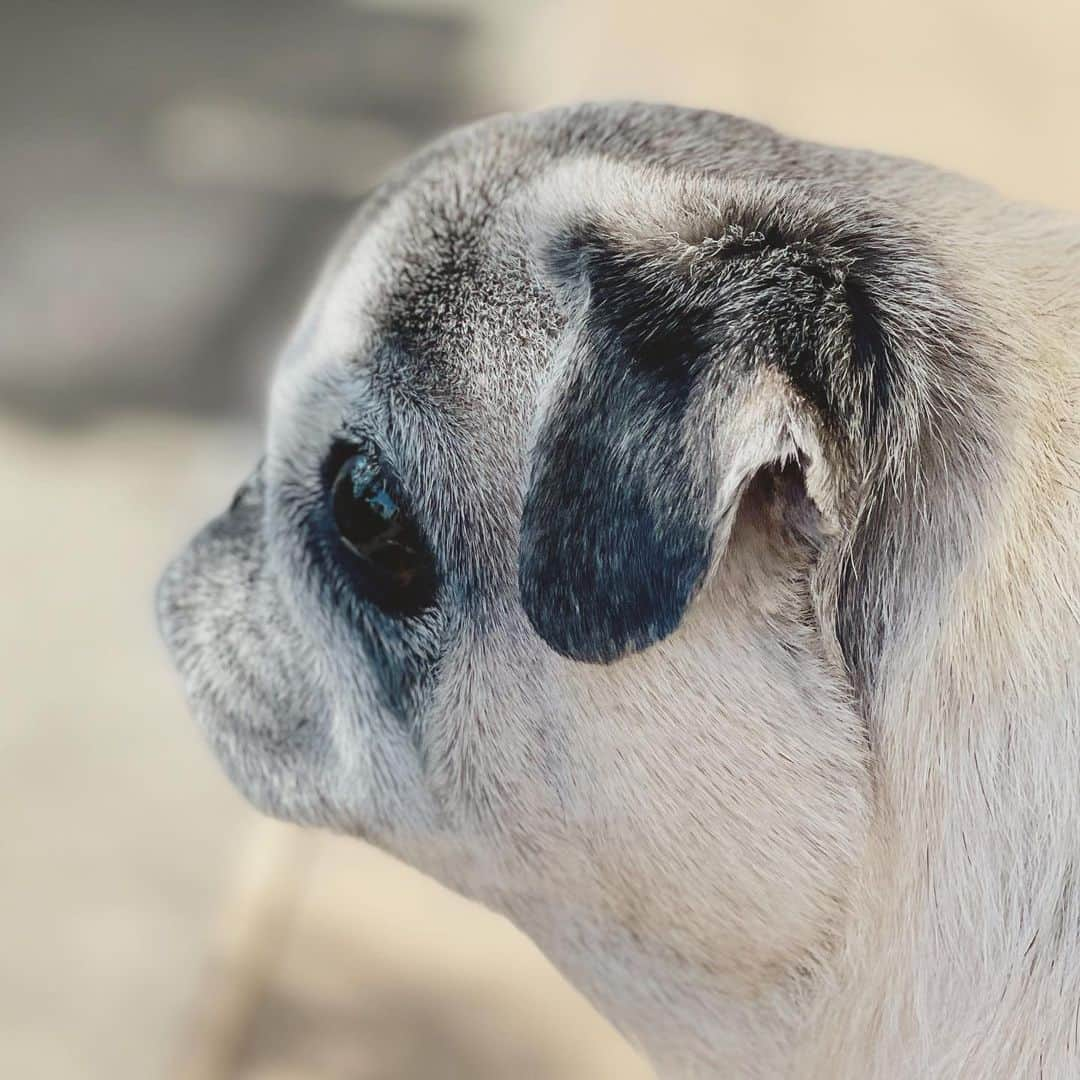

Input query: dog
[157,102,1080,1077]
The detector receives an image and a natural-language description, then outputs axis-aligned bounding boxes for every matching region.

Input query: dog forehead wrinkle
[372,233,550,398]
[292,104,808,403]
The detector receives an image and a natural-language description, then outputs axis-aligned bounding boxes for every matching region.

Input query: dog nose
[229,456,267,512]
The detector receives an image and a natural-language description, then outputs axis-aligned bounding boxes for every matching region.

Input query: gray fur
[158,102,1080,1077]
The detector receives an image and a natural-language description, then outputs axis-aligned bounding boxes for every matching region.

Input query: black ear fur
[519,191,896,664]
[519,312,715,663]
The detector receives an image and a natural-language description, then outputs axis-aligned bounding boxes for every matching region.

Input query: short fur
[157,103,1080,1077]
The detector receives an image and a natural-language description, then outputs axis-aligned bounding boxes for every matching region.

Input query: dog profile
[157,102,1080,1078]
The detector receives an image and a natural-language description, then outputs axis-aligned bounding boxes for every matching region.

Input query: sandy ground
[3,1,1077,1078]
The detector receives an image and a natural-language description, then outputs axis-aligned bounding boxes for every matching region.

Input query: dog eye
[329,448,435,614]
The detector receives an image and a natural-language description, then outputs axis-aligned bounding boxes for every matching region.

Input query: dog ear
[518,174,904,663]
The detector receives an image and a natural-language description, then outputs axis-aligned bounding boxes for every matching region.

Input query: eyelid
[321,436,413,542]
[321,435,380,492]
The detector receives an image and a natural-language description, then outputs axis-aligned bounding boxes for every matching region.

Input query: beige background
[2,2,1077,1078]
[502,0,1080,211]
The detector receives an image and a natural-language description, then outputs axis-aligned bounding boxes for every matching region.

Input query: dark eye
[329,448,436,614]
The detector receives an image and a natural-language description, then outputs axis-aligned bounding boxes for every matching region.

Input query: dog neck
[797,347,1080,1077]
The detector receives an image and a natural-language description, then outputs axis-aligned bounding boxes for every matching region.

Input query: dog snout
[228,456,267,513]
[156,458,268,659]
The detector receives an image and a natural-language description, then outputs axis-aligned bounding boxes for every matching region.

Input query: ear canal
[518,185,891,664]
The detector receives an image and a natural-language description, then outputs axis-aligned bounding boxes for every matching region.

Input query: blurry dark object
[0,0,482,426]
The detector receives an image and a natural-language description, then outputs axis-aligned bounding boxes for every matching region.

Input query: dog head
[158,103,1005,1066]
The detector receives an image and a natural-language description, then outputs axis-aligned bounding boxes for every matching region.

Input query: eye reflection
[328,447,435,613]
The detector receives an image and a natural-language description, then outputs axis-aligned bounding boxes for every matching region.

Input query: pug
[157,102,1080,1078]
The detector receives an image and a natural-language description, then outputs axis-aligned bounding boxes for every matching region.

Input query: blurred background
[2,2,1077,1077]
